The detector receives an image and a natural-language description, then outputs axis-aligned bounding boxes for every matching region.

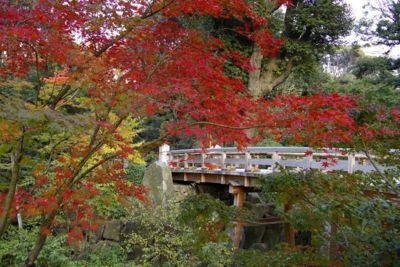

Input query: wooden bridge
[161,144,378,187]
[158,144,382,248]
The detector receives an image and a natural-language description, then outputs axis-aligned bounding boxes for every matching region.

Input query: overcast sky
[344,0,400,57]
[345,0,369,18]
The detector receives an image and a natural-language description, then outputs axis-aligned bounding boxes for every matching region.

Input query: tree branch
[362,148,399,193]
[94,0,177,57]
[262,58,294,93]
[0,128,24,238]
[49,85,72,110]
[71,115,126,184]
[72,154,117,185]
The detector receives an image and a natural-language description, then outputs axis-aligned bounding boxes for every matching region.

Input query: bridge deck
[162,146,380,188]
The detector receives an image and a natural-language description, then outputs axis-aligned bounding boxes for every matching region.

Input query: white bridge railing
[160,145,380,174]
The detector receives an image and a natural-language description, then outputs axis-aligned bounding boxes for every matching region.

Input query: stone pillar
[142,161,174,207]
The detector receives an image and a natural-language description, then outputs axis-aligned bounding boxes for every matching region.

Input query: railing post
[305,153,313,170]
[221,152,226,170]
[159,143,170,164]
[201,152,207,169]
[348,153,355,174]
[272,152,280,172]
[245,152,251,172]
[184,153,189,169]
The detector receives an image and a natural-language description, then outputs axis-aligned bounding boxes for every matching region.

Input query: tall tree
[322,51,400,107]
[0,0,287,265]
[175,0,352,98]
[248,0,352,97]
[357,0,400,50]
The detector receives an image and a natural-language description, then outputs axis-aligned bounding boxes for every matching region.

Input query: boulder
[102,220,123,241]
[262,224,285,249]
[172,184,196,202]
[246,192,262,204]
[142,161,174,206]
[120,221,141,241]
[242,197,280,249]
[242,225,266,249]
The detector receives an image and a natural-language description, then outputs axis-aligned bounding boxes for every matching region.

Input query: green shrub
[0,226,72,267]
[123,194,237,266]
[125,163,146,184]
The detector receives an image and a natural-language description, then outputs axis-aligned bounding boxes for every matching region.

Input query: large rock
[102,220,123,241]
[121,221,141,241]
[242,225,266,249]
[172,184,196,202]
[241,196,280,249]
[262,224,285,249]
[246,192,262,204]
[142,161,174,206]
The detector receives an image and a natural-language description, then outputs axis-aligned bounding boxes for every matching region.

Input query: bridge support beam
[229,185,245,249]
[284,203,295,246]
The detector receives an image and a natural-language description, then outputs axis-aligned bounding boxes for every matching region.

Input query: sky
[345,0,369,18]
[344,0,400,57]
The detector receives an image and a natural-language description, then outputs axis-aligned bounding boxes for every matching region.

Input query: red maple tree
[1,0,399,265]
[0,0,293,265]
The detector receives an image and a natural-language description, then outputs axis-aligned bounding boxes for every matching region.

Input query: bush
[125,163,146,184]
[123,194,237,266]
[0,226,71,267]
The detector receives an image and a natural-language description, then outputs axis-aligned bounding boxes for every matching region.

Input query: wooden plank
[242,217,284,226]
[280,159,308,168]
[248,158,274,165]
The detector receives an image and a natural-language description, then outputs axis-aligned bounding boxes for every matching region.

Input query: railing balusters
[348,153,355,174]
[201,152,206,170]
[184,153,189,169]
[305,154,313,170]
[272,152,280,172]
[245,152,251,172]
[221,152,227,171]
[165,146,380,174]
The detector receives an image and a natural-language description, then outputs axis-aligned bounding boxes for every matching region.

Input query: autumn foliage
[0,0,399,265]
[0,0,296,264]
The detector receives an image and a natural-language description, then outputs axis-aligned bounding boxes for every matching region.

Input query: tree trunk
[261,58,294,93]
[248,45,264,98]
[25,211,57,267]
[284,202,295,246]
[0,134,24,238]
[248,44,294,98]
